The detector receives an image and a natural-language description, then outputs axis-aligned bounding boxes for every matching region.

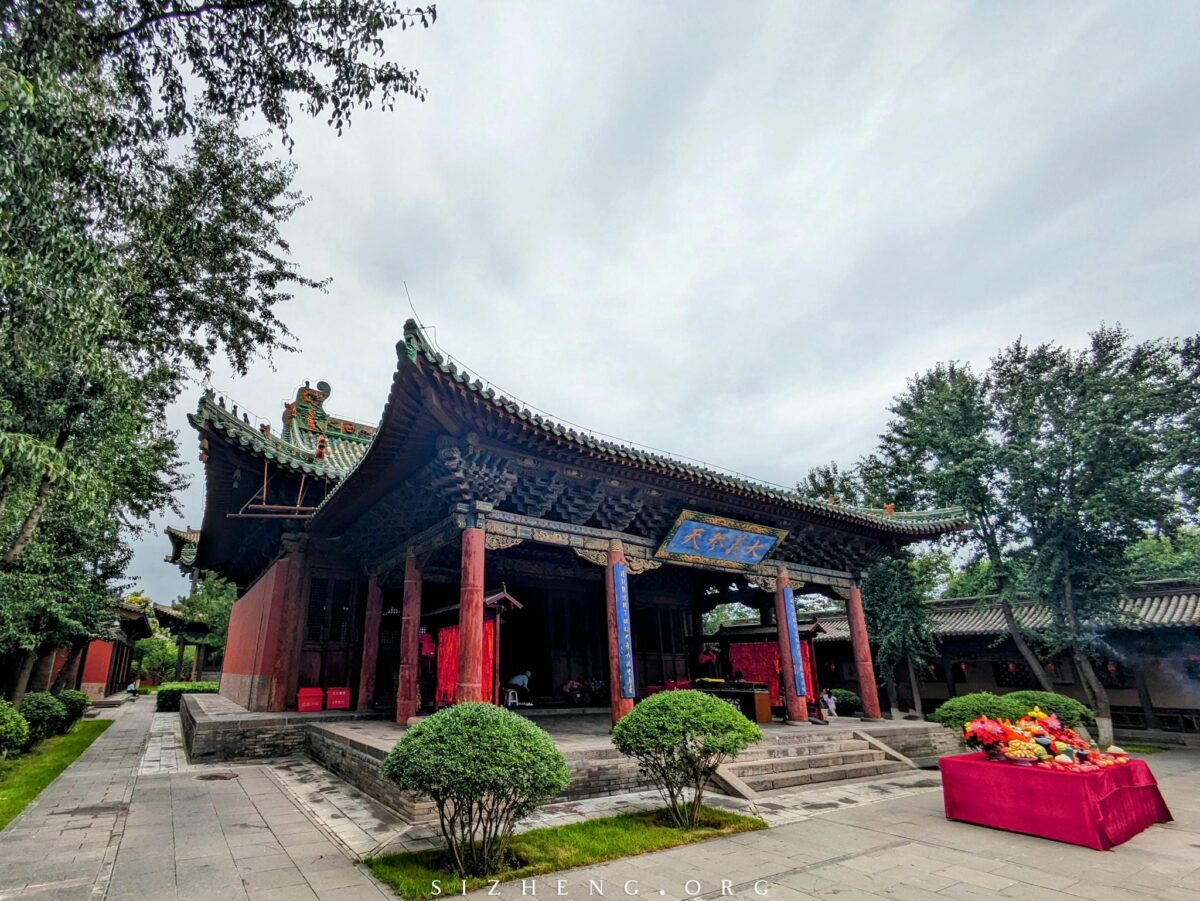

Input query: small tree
[55,689,90,726]
[927,692,1027,728]
[1003,690,1093,728]
[173,573,237,662]
[860,551,939,717]
[19,691,66,745]
[382,703,569,878]
[829,688,861,715]
[612,690,761,828]
[132,636,193,683]
[0,700,29,757]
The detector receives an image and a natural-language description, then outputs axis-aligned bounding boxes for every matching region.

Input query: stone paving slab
[459,749,1200,901]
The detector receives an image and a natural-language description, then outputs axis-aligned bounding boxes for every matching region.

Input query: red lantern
[1008,662,1017,673]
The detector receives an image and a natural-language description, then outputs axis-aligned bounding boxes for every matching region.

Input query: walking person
[821,688,838,718]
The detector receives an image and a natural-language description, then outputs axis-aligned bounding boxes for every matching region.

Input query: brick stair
[720,730,911,796]
[560,746,650,799]
[555,729,916,800]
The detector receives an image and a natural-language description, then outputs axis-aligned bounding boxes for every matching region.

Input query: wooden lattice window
[305,578,329,643]
[328,580,354,644]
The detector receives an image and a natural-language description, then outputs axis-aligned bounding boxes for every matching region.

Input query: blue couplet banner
[783,585,807,696]
[613,563,636,699]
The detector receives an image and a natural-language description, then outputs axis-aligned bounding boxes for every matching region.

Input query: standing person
[696,646,719,678]
[821,688,838,718]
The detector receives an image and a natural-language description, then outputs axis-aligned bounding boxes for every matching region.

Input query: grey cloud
[127,2,1200,602]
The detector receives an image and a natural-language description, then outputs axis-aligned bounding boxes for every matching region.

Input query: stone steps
[734,737,871,762]
[731,748,886,777]
[91,697,129,708]
[739,757,911,793]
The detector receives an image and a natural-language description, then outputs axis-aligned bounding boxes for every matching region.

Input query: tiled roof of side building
[312,319,969,537]
[164,526,199,567]
[810,580,1200,640]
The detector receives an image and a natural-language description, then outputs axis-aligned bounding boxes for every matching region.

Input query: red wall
[224,563,279,677]
[80,640,114,698]
[221,557,298,711]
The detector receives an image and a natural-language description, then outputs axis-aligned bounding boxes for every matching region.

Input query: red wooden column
[847,580,882,719]
[357,576,384,711]
[456,524,486,703]
[272,540,310,712]
[773,566,808,723]
[396,551,422,722]
[605,539,635,725]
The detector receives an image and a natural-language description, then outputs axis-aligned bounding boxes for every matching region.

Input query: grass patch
[0,719,113,829]
[368,807,765,900]
[1120,742,1170,755]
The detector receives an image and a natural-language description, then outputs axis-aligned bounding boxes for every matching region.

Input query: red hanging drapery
[728,642,781,705]
[728,639,818,708]
[435,616,497,705]
[800,640,819,700]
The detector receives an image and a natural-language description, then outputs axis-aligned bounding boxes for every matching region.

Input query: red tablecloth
[939,753,1172,850]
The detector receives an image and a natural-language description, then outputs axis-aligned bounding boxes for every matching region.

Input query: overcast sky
[130,2,1200,603]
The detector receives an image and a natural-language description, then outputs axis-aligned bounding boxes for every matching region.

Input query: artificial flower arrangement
[962,706,1131,772]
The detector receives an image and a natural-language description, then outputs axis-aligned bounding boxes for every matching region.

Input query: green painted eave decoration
[194,393,345,480]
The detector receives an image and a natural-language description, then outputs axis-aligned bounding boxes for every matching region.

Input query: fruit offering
[959,705,1133,771]
[1006,739,1040,760]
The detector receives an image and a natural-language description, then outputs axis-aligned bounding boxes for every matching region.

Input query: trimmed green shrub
[55,690,90,728]
[612,690,762,828]
[1003,690,1094,727]
[156,681,219,712]
[927,692,1026,729]
[0,700,29,758]
[383,703,569,878]
[20,692,67,746]
[829,688,861,715]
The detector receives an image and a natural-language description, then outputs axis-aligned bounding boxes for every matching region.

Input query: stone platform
[182,692,381,760]
[182,695,961,823]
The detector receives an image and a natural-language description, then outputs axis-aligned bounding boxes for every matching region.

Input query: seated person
[508,670,532,704]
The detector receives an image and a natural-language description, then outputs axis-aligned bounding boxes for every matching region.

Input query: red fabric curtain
[483,615,496,703]
[729,642,780,705]
[436,625,458,704]
[800,640,818,699]
[435,618,497,705]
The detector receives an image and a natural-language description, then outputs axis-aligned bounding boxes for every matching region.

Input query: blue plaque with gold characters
[654,511,788,571]
[613,563,635,698]
[783,585,807,696]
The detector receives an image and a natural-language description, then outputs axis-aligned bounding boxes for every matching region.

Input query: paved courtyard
[0,701,1197,901]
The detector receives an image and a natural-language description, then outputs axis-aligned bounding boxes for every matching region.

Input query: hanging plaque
[655,511,788,571]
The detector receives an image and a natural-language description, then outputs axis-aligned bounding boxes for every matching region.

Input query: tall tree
[990,328,1198,742]
[859,551,939,717]
[0,1,436,694]
[860,362,1057,692]
[1126,528,1200,582]
[174,573,238,661]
